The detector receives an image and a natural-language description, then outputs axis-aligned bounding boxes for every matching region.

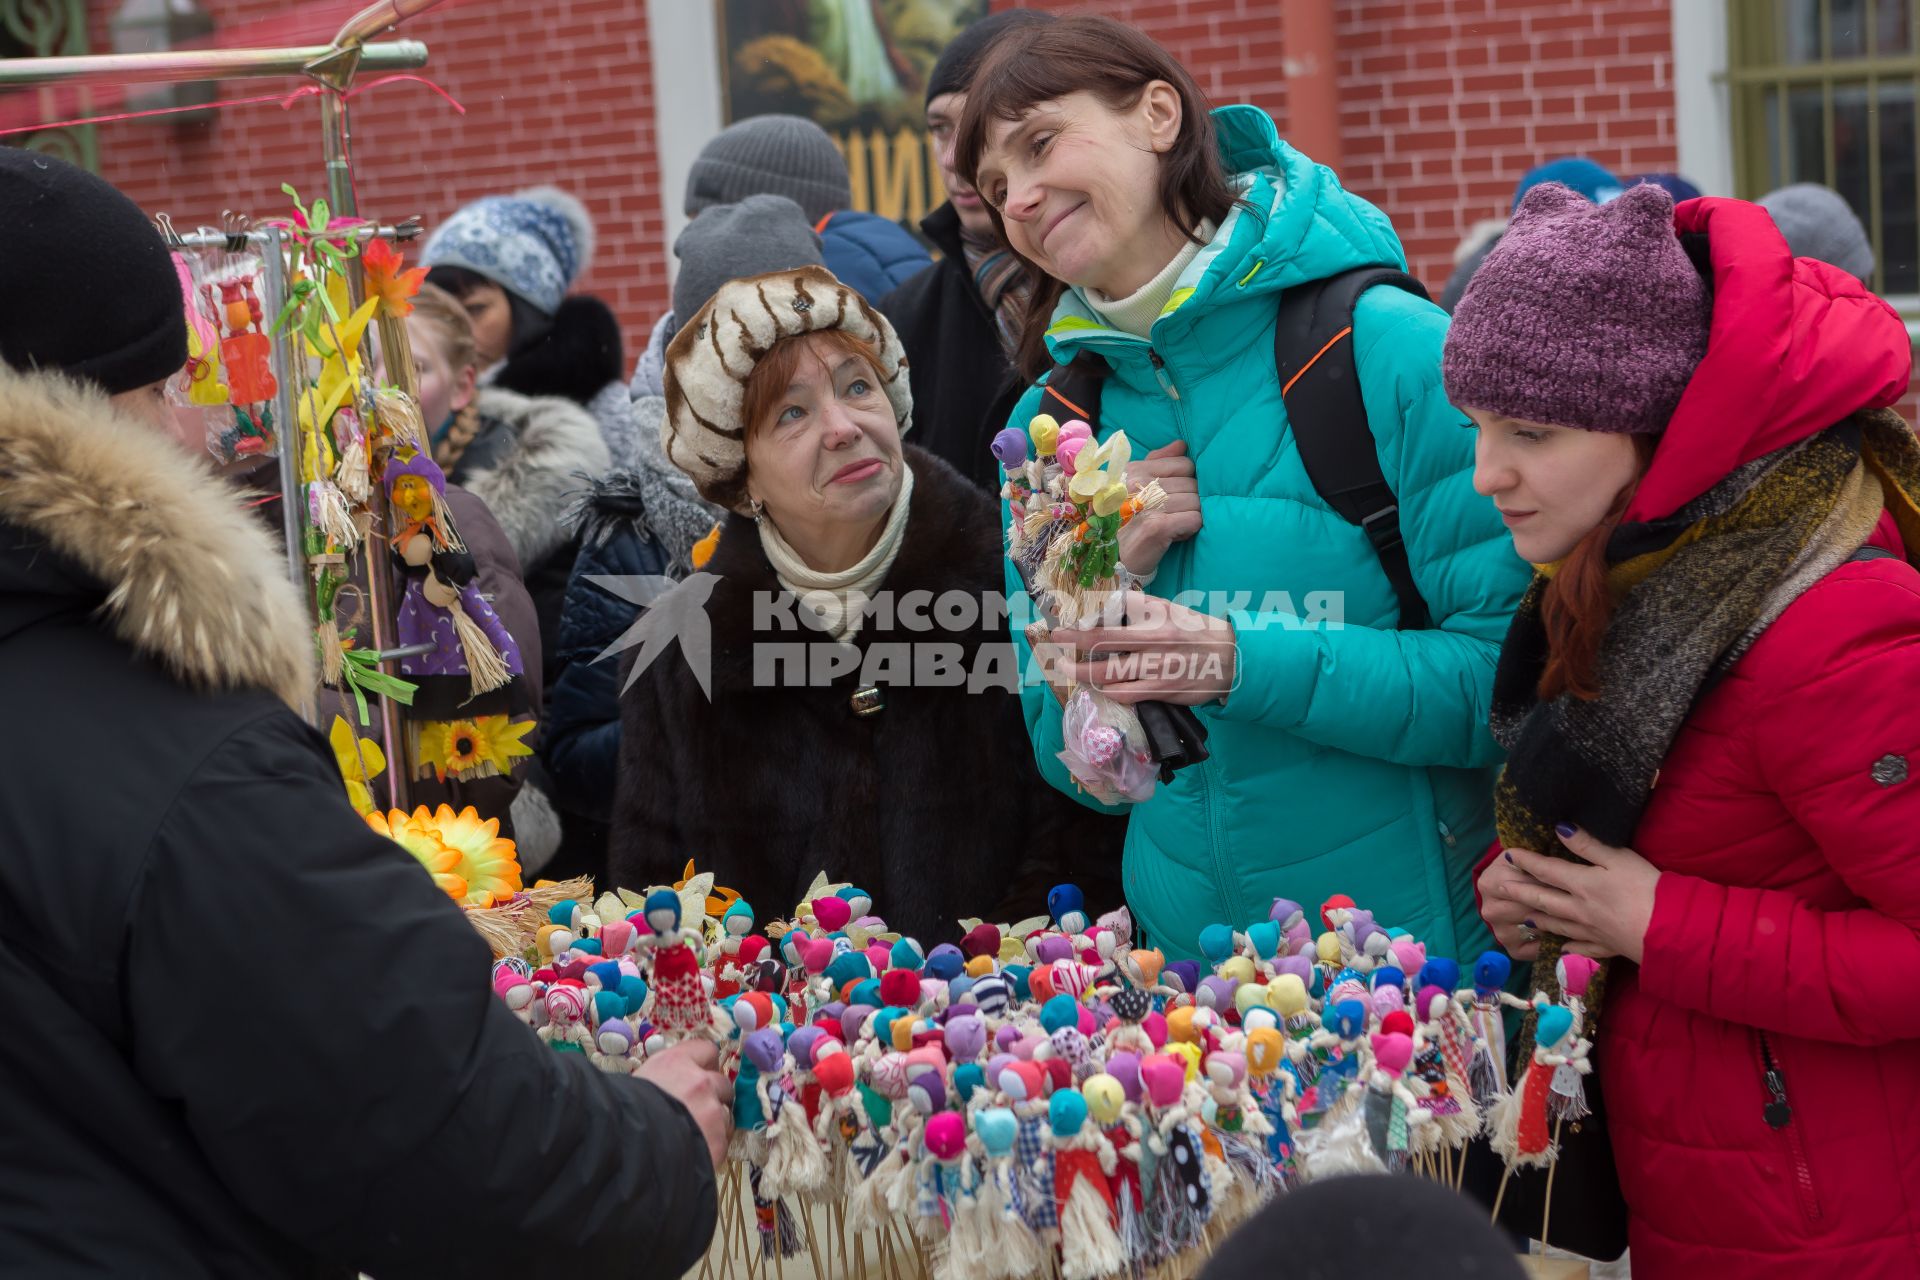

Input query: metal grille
[1727,0,1920,295]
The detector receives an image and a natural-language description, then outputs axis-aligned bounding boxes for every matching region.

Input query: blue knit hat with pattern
[422,186,594,316]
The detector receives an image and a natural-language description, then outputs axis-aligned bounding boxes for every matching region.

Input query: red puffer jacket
[1490,197,1920,1278]
[1605,531,1920,1276]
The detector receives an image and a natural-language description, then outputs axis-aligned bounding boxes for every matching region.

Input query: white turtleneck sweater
[1087,220,1216,338]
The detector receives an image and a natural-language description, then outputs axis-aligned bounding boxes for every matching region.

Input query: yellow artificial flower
[328,715,386,813]
[424,804,523,908]
[677,858,742,922]
[1068,431,1132,505]
[366,808,467,901]
[416,716,536,782]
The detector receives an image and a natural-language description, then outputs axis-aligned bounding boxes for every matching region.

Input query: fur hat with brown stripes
[661,265,912,514]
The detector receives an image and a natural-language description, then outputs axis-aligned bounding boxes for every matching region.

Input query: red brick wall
[62,0,1681,349]
[1010,0,1678,296]
[86,0,667,359]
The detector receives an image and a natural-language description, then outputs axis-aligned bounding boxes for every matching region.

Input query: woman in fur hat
[610,264,1123,941]
[0,149,726,1276]
[1453,180,1920,1276]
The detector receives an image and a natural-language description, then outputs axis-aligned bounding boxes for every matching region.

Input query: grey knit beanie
[672,195,825,327]
[684,116,853,225]
[1758,183,1875,283]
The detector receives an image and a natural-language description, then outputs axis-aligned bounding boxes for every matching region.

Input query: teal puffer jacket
[1005,106,1530,961]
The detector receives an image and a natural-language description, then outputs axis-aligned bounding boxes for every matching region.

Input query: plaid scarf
[961,228,1032,361]
[1494,409,1920,1050]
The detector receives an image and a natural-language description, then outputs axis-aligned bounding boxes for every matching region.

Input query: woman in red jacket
[1445,179,1920,1276]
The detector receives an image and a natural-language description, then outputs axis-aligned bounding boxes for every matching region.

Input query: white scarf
[757,463,915,642]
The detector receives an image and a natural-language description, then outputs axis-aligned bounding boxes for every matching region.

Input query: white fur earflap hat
[661,265,912,514]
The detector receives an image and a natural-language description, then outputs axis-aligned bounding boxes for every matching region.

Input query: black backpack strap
[1850,544,1897,563]
[1041,356,1105,427]
[1273,266,1435,631]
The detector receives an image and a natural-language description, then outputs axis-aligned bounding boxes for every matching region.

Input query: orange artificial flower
[362,236,429,317]
[366,808,468,901]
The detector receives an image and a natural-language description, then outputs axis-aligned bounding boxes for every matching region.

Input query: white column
[1671,1,1734,198]
[646,0,725,284]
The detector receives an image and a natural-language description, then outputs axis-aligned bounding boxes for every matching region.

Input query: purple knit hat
[1443,182,1711,434]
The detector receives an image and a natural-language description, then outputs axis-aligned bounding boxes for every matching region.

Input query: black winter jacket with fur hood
[609,446,1125,941]
[0,368,714,1277]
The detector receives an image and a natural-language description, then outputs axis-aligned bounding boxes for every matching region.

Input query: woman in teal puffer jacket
[956,15,1531,961]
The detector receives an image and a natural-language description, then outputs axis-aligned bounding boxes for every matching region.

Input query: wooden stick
[745,1182,764,1280]
[1490,1167,1513,1225]
[1541,1118,1565,1247]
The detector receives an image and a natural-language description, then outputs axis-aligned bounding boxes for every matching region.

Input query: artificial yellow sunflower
[366,808,467,901]
[424,804,523,908]
[415,715,536,782]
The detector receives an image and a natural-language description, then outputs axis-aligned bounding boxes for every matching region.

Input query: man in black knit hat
[0,148,727,1278]
[879,8,1057,492]
[0,149,194,440]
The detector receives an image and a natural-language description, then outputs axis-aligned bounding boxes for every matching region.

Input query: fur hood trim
[0,367,313,706]
[467,386,612,571]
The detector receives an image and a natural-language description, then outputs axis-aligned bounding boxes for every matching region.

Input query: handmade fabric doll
[1487,998,1591,1167]
[385,451,521,718]
[637,889,719,1043]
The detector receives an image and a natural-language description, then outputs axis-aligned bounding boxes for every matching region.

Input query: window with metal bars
[1727,0,1920,296]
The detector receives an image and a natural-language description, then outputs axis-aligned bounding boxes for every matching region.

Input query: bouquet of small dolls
[992,413,1168,804]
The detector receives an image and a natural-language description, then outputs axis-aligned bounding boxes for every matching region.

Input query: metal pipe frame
[0,41,427,89]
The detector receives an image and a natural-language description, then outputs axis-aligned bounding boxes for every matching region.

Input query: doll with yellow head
[384,450,519,717]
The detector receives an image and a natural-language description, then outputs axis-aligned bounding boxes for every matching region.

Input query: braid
[435,401,483,474]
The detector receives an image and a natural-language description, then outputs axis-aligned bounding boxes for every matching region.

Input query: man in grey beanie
[683,114,927,301]
[1759,182,1876,284]
[878,8,1057,492]
[671,194,827,329]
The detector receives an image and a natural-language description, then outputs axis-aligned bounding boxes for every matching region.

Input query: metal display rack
[2,0,458,809]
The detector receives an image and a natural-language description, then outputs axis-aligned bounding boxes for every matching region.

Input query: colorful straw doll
[968,1106,1047,1280]
[1551,953,1602,1123]
[1048,1087,1124,1280]
[922,1110,984,1279]
[749,1027,828,1197]
[385,451,520,715]
[637,889,719,1043]
[1488,998,1591,1168]
[537,982,592,1055]
[1136,1052,1211,1261]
